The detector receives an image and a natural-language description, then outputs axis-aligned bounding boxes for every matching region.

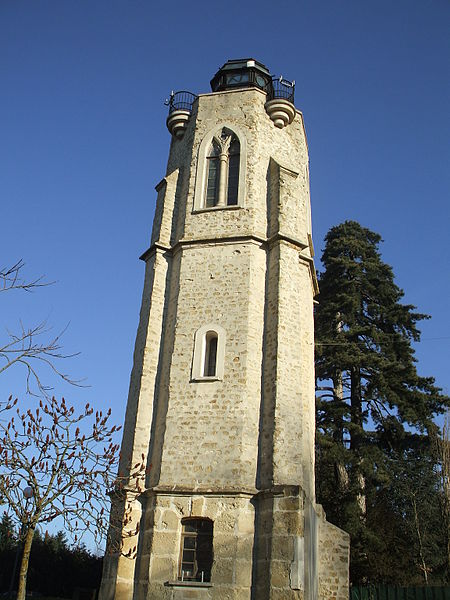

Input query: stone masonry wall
[318,508,350,600]
[155,240,266,490]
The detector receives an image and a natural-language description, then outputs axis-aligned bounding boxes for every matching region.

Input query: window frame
[178,518,214,583]
[191,323,226,382]
[193,124,246,212]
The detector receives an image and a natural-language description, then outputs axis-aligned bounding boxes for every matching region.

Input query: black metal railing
[165,90,197,115]
[266,76,295,103]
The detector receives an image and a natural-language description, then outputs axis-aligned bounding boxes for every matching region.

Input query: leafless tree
[434,415,450,579]
[0,396,136,600]
[1,260,82,397]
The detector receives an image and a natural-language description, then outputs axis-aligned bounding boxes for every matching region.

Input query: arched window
[204,129,240,208]
[194,125,246,211]
[179,518,213,582]
[191,324,226,381]
[203,331,218,377]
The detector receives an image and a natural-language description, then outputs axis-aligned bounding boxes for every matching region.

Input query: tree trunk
[333,372,349,493]
[434,417,450,580]
[356,472,366,516]
[350,366,366,518]
[411,495,429,584]
[16,525,35,600]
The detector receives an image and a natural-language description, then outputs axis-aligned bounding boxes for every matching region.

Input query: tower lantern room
[100,58,349,600]
[166,58,297,138]
[209,58,273,94]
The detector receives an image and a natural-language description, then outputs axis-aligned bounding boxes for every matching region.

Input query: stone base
[99,487,349,600]
[133,490,254,600]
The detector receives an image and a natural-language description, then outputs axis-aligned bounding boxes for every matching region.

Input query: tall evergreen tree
[0,512,16,551]
[315,220,448,583]
[0,513,18,593]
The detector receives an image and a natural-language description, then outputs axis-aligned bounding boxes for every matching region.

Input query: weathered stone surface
[318,513,350,600]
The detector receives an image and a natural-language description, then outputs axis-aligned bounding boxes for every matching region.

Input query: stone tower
[99,59,349,600]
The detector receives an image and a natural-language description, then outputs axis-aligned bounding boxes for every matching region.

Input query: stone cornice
[141,485,258,498]
[140,232,310,260]
[137,484,316,501]
[139,242,171,262]
[140,233,318,295]
[197,87,268,100]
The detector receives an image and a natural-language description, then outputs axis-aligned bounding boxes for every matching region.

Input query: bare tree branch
[0,321,85,397]
[0,260,53,293]
[1,260,83,397]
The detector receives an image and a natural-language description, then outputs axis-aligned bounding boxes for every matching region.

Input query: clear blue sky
[1,0,449,428]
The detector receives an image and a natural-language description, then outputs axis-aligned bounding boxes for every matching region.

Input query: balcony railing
[165,90,198,115]
[266,76,295,103]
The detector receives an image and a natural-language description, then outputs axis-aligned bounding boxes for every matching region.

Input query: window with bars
[179,518,213,582]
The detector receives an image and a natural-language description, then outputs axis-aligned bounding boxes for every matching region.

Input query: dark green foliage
[315,221,449,584]
[0,513,18,593]
[0,512,16,550]
[316,221,445,436]
[0,521,102,597]
[364,434,446,584]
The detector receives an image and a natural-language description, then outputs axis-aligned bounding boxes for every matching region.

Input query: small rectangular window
[179,519,213,582]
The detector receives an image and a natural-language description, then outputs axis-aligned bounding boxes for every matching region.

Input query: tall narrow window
[204,332,218,377]
[179,518,213,582]
[227,137,240,206]
[194,125,246,212]
[205,140,220,207]
[204,129,240,208]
